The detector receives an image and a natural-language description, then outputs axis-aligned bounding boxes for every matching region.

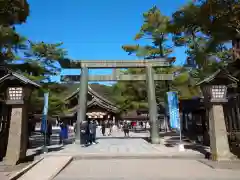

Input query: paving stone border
[8,157,44,180]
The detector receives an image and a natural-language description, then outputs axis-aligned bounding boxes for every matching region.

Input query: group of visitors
[78,117,98,146]
[40,117,136,147]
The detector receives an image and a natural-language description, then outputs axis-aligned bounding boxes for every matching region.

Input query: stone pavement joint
[18,156,73,180]
[8,157,44,180]
[54,159,240,180]
[199,159,240,170]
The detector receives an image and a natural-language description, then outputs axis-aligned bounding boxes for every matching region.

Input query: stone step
[18,156,72,180]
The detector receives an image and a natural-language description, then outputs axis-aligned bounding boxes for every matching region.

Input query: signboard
[167,91,180,130]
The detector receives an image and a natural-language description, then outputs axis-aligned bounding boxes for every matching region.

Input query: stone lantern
[0,71,40,165]
[196,69,238,161]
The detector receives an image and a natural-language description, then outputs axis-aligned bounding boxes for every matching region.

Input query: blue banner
[41,92,49,133]
[167,92,180,130]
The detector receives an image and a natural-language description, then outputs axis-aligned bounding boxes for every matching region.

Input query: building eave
[88,98,118,113]
[66,97,118,114]
[0,71,40,88]
[64,85,118,110]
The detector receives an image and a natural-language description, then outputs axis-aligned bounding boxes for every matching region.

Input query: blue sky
[16,0,189,84]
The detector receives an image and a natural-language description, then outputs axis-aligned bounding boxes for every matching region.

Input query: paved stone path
[18,156,72,180]
[46,129,205,159]
[54,159,240,180]
[0,173,8,180]
[0,161,32,179]
[3,129,239,180]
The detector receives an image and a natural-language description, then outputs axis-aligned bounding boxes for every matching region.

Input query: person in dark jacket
[46,121,52,146]
[89,120,97,144]
[122,121,129,137]
[59,121,64,144]
[101,121,106,136]
[80,120,89,146]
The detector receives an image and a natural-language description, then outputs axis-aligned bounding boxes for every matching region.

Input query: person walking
[59,121,64,145]
[122,121,129,137]
[101,121,106,136]
[92,120,97,143]
[108,120,113,136]
[59,121,68,145]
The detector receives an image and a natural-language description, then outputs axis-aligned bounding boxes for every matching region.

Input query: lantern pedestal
[4,105,28,165]
[209,104,236,161]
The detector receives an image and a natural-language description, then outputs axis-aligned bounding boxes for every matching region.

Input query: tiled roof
[65,83,118,113]
[65,84,115,105]
[0,71,40,87]
[196,69,238,86]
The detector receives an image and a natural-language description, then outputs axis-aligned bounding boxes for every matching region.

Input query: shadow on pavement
[184,144,209,156]
[29,134,60,149]
[230,146,240,159]
[24,145,65,163]
[163,136,209,157]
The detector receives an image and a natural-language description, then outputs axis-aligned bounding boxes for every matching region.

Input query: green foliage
[122,6,173,58]
[23,42,68,115]
[112,66,200,112]
[0,0,68,115]
[168,0,239,91]
[29,83,69,115]
[170,0,240,57]
[0,26,27,63]
[170,4,232,69]
[120,7,173,111]
[115,5,203,112]
[22,41,67,81]
[0,0,29,25]
[0,0,29,64]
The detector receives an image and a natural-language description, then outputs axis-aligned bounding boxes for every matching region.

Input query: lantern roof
[196,69,238,86]
[0,71,40,88]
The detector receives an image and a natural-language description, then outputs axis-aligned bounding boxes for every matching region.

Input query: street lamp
[196,69,238,161]
[0,71,40,165]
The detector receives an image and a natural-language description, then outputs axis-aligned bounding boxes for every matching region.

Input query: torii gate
[59,58,174,144]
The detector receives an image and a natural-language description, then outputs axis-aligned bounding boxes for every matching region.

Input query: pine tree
[0,0,29,64]
[0,0,68,115]
[114,6,199,112]
[122,6,173,58]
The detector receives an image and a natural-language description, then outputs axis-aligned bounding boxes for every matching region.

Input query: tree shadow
[28,133,74,149]
[184,144,209,156]
[163,136,210,157]
[230,146,240,159]
[159,131,181,137]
